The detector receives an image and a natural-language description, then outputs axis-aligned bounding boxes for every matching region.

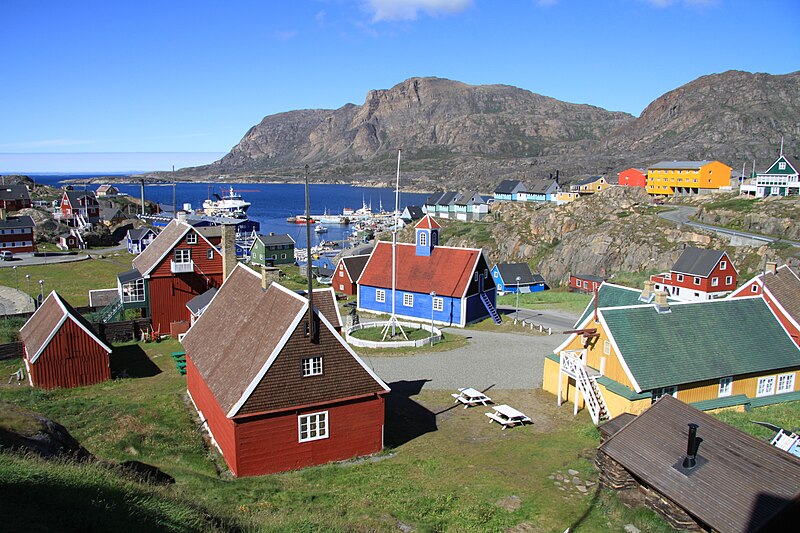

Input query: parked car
[0,251,14,260]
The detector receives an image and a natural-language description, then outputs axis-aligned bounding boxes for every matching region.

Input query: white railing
[171,260,195,273]
[559,349,586,379]
[560,350,608,425]
[345,321,442,349]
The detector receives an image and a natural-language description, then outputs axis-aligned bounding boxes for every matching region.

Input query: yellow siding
[598,383,650,418]
[646,160,732,195]
[560,319,636,390]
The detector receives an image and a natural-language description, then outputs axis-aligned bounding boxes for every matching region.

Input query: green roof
[576,283,675,327]
[602,297,800,391]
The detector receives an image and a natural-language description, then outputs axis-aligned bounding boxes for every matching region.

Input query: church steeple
[415,215,441,257]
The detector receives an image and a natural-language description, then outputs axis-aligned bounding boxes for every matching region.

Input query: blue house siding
[490,264,545,294]
[358,285,464,327]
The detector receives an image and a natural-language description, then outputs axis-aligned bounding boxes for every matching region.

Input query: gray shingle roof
[526,179,559,194]
[494,179,527,194]
[64,190,97,207]
[402,206,425,220]
[0,215,34,229]
[340,254,371,282]
[426,192,445,205]
[127,227,156,241]
[671,247,728,277]
[186,288,217,315]
[255,233,295,246]
[495,263,544,286]
[0,185,30,202]
[761,265,800,330]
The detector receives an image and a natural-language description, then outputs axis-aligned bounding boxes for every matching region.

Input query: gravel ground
[362,328,568,391]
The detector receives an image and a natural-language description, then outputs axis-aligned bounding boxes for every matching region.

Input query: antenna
[304,165,317,343]
[780,136,784,157]
[382,150,408,341]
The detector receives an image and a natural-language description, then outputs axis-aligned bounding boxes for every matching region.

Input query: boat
[314,225,328,234]
[292,215,315,224]
[202,186,251,218]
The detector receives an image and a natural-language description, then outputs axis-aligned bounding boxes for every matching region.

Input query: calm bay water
[28,175,430,249]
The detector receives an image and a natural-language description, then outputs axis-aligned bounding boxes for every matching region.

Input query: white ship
[202,186,251,218]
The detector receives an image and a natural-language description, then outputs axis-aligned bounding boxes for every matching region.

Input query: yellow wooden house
[542,286,800,424]
[646,160,732,196]
[570,176,610,196]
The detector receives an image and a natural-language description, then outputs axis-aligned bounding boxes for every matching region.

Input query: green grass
[352,330,469,356]
[350,325,433,342]
[702,196,758,212]
[0,316,27,343]
[711,402,800,441]
[497,288,591,315]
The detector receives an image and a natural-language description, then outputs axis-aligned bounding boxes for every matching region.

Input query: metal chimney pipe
[682,423,702,469]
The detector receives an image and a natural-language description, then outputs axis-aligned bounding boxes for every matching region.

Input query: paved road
[0,241,128,269]
[496,305,578,332]
[363,328,568,391]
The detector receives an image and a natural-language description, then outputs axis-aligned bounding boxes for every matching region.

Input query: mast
[305,165,317,343]
[382,149,407,340]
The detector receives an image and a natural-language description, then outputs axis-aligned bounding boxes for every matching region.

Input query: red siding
[651,255,737,298]
[0,227,35,253]
[334,262,356,295]
[186,356,238,470]
[570,275,601,293]
[618,168,647,188]
[233,395,385,477]
[0,199,31,210]
[25,319,110,389]
[732,281,800,346]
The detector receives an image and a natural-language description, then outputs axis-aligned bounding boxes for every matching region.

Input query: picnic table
[451,387,493,408]
[485,404,531,429]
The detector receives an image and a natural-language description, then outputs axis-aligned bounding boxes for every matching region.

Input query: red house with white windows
[730,263,800,346]
[119,219,230,334]
[0,185,32,211]
[569,274,605,293]
[20,291,113,389]
[60,190,101,227]
[650,247,737,302]
[333,254,370,295]
[0,214,35,253]
[183,264,390,477]
[617,168,647,188]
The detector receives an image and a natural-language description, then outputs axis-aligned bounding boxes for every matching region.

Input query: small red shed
[183,264,390,477]
[569,274,605,293]
[333,254,370,296]
[20,291,112,389]
[618,168,647,188]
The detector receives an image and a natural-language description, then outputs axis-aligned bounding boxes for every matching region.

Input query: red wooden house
[650,247,737,301]
[0,214,35,253]
[730,263,800,346]
[20,291,112,389]
[183,264,389,477]
[333,254,370,295]
[0,185,32,211]
[569,274,605,293]
[121,219,229,334]
[617,168,647,188]
[60,190,100,227]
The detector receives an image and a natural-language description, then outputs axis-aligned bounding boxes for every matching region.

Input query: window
[301,356,323,377]
[403,293,414,307]
[693,277,701,285]
[718,376,733,397]
[751,284,759,293]
[281,253,286,259]
[339,284,344,291]
[433,297,444,312]
[779,162,786,170]
[756,376,776,397]
[651,386,677,403]
[121,278,145,303]
[777,373,795,394]
[603,340,611,355]
[376,289,385,303]
[174,249,191,263]
[720,260,727,270]
[711,277,719,287]
[339,270,344,277]
[419,231,427,246]
[186,233,197,245]
[298,411,328,442]
[725,276,733,285]
[207,249,214,260]
[676,274,684,282]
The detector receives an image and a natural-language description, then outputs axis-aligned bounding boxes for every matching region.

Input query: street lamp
[38,279,44,303]
[515,276,521,321]
[12,266,17,290]
[25,274,30,294]
[430,291,437,346]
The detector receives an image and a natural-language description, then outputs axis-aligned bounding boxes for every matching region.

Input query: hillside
[180,71,800,191]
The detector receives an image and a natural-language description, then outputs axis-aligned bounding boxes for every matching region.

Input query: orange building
[646,160,732,196]
[617,168,647,188]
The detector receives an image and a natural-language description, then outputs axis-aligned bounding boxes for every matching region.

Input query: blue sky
[1,0,797,172]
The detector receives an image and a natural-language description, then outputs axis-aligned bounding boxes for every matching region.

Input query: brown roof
[131,219,191,275]
[762,265,800,329]
[20,291,110,363]
[340,254,370,282]
[599,395,800,533]
[182,264,387,417]
[358,241,482,297]
[303,288,342,329]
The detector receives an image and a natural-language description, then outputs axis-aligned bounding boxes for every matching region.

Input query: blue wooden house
[493,180,527,202]
[357,216,500,327]
[126,227,158,254]
[519,179,559,203]
[491,263,546,294]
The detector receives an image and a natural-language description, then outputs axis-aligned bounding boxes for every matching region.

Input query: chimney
[176,210,187,222]
[639,280,655,303]
[221,224,237,281]
[682,423,703,470]
[261,266,280,290]
[654,291,671,314]
[766,261,777,275]
[0,208,6,221]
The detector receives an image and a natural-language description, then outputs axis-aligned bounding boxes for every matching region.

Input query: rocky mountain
[182,70,800,191]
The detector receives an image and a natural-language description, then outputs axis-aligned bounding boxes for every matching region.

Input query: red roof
[414,215,441,230]
[358,241,481,297]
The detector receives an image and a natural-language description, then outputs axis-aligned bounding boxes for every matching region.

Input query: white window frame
[603,340,611,355]
[403,293,414,307]
[207,248,214,260]
[720,260,727,270]
[339,270,344,277]
[121,278,146,303]
[751,284,759,293]
[676,274,684,282]
[651,386,677,403]
[301,356,323,377]
[725,276,733,285]
[432,296,444,312]
[174,249,191,263]
[419,231,427,247]
[298,411,328,442]
[779,162,786,170]
[186,232,197,245]
[718,376,733,398]
[693,276,701,285]
[339,284,344,291]
[375,289,385,303]
[777,373,795,394]
[711,277,719,287]
[756,376,776,397]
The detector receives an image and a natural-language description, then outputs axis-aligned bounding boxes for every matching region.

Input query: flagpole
[382,149,407,340]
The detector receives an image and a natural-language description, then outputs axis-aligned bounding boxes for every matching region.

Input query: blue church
[357,216,500,327]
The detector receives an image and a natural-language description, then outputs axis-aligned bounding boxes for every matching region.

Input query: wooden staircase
[558,350,610,425]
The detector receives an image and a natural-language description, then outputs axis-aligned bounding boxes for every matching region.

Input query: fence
[93,318,152,344]
[345,321,443,349]
[0,342,23,360]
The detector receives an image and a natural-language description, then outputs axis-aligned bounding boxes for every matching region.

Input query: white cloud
[364,0,473,22]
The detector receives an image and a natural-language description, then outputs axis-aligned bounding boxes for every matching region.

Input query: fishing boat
[203,186,251,218]
[314,225,328,234]
[290,215,315,224]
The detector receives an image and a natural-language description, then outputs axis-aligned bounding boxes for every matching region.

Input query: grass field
[497,288,591,315]
[0,339,679,532]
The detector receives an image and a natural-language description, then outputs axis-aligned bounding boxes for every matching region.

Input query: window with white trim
[693,277,701,285]
[301,356,323,377]
[433,297,444,312]
[339,284,344,291]
[711,277,719,287]
[419,231,427,247]
[121,278,145,303]
[403,293,414,307]
[207,249,214,260]
[298,411,328,442]
[339,270,344,277]
[651,386,677,403]
[777,373,795,394]
[725,276,733,285]
[718,376,733,397]
[603,340,610,355]
[750,284,759,293]
[779,162,786,170]
[376,289,385,303]
[186,232,197,245]
[676,274,684,282]
[720,260,727,270]
[174,249,191,263]
[756,376,776,397]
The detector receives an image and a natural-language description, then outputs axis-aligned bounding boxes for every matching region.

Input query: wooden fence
[0,342,23,360]
[93,318,152,344]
